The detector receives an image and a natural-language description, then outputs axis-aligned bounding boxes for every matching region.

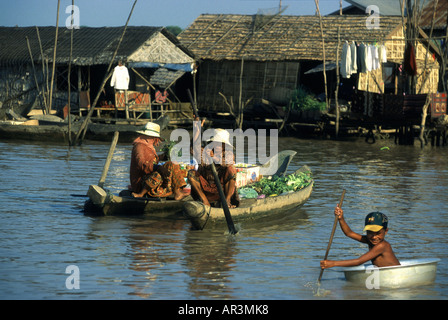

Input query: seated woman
[130,122,188,200]
[187,129,239,208]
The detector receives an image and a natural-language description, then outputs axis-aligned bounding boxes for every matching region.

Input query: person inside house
[110,60,129,91]
[110,60,130,116]
[187,129,239,208]
[130,122,189,200]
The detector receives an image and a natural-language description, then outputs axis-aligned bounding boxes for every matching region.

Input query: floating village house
[178,13,443,126]
[337,0,447,92]
[0,26,196,123]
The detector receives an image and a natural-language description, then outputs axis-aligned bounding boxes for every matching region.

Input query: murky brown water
[0,136,447,300]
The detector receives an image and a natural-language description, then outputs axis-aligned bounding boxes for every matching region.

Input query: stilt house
[178,13,442,122]
[0,26,196,123]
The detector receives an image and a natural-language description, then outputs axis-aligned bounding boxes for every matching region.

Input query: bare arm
[335,205,366,243]
[321,242,387,269]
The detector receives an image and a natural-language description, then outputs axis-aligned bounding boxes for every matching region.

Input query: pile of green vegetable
[238,171,313,198]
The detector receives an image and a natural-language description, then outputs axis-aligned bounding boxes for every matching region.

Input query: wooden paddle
[98,131,120,188]
[187,89,237,235]
[210,161,237,235]
[318,189,346,283]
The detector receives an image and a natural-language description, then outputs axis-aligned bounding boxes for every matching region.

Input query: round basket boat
[342,258,441,289]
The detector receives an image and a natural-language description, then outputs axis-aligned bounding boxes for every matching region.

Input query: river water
[0,135,447,301]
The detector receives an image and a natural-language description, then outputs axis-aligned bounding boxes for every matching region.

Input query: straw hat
[136,122,161,138]
[208,128,233,148]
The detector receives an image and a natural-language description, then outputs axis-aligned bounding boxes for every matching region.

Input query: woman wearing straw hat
[187,129,239,208]
[130,122,188,200]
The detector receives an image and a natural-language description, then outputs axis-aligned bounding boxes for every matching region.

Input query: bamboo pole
[418,0,438,94]
[48,0,61,113]
[25,36,46,115]
[67,0,74,145]
[35,26,48,113]
[238,58,244,129]
[417,0,438,148]
[335,27,340,138]
[314,0,328,110]
[72,0,138,146]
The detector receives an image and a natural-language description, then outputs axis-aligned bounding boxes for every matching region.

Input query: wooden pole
[35,26,48,113]
[98,131,120,188]
[48,0,61,113]
[25,36,46,115]
[335,27,341,138]
[72,0,138,145]
[318,189,346,283]
[67,0,74,145]
[418,0,438,94]
[314,0,328,110]
[238,58,244,129]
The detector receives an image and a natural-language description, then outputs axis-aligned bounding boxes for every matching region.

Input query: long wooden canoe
[183,165,313,230]
[83,150,300,218]
[342,258,441,289]
[84,185,192,218]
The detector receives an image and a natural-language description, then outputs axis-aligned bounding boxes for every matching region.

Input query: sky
[0,0,348,30]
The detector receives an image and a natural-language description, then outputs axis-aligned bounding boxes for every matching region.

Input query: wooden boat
[83,150,302,219]
[342,258,441,288]
[0,115,170,143]
[183,165,313,230]
[84,184,193,218]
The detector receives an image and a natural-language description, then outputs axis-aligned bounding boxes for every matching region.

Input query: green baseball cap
[364,212,388,232]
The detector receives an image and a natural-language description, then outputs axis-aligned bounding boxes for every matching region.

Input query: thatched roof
[0,26,195,66]
[178,14,405,62]
[420,0,448,29]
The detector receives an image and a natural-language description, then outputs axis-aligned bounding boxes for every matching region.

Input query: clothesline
[340,41,388,79]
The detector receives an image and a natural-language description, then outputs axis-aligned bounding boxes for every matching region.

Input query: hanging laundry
[350,41,357,75]
[380,45,387,63]
[403,43,417,76]
[371,45,380,70]
[357,43,367,73]
[341,41,352,79]
[365,44,373,72]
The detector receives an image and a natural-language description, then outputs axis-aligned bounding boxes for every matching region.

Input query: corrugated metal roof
[344,0,403,15]
[343,0,447,29]
[0,26,194,66]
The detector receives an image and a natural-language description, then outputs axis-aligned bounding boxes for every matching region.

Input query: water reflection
[0,137,447,300]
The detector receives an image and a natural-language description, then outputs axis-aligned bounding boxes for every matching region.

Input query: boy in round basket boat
[320,209,400,269]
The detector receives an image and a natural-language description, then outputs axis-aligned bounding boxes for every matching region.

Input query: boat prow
[84,184,192,219]
[342,258,441,289]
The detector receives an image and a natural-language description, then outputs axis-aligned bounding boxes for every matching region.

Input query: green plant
[161,141,182,160]
[247,171,313,197]
[290,86,326,112]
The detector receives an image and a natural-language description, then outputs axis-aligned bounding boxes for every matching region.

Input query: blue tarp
[128,62,193,72]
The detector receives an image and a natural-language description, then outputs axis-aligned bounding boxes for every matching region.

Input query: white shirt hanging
[111,65,130,90]
[365,45,372,72]
[341,41,352,79]
[350,41,357,75]
[380,45,387,63]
